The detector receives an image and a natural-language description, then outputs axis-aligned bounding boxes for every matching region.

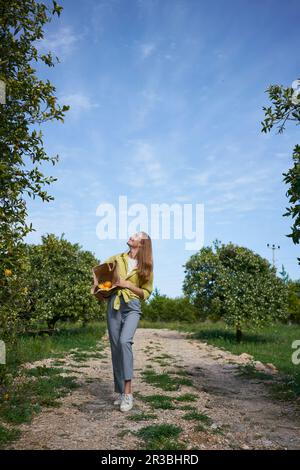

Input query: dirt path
[7,328,300,450]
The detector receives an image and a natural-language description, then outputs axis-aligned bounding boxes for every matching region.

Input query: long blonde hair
[136,231,153,283]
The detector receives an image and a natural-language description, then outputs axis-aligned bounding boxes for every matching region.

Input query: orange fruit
[104,281,112,288]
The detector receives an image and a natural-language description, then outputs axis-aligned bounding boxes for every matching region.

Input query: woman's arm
[114,278,145,300]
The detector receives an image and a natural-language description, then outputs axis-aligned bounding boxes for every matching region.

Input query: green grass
[69,352,91,362]
[174,393,198,402]
[117,429,133,438]
[237,363,275,381]
[134,423,187,450]
[6,321,107,373]
[152,354,173,360]
[51,360,66,366]
[167,369,190,377]
[141,369,194,391]
[128,412,158,421]
[87,353,105,359]
[137,394,176,410]
[0,424,21,446]
[24,366,68,377]
[0,374,79,425]
[269,376,300,400]
[139,320,300,398]
[179,405,197,411]
[70,364,89,368]
[182,410,212,424]
[193,423,208,432]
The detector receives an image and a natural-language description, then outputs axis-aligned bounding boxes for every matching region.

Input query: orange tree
[279,265,300,323]
[21,234,105,330]
[183,240,288,342]
[287,280,300,323]
[0,1,69,341]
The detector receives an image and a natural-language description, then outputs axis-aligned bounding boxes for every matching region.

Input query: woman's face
[127,232,142,248]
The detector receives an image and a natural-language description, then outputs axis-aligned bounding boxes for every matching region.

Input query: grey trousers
[106,292,142,394]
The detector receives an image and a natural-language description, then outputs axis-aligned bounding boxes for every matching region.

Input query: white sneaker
[120,393,133,412]
[113,393,124,406]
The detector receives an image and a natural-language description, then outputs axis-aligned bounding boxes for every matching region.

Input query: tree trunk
[236,327,242,343]
[47,317,58,330]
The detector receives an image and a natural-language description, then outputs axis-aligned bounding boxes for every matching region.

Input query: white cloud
[178,161,276,214]
[187,170,213,186]
[133,89,162,128]
[59,92,99,117]
[122,140,166,188]
[204,168,275,213]
[24,200,85,244]
[140,42,156,59]
[37,26,80,58]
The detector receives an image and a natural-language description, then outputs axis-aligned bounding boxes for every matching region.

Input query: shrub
[142,288,198,323]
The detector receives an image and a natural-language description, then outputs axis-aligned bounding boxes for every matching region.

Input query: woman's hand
[113,278,143,298]
[113,278,135,289]
[113,278,130,289]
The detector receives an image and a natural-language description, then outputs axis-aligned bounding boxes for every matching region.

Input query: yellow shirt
[103,250,154,310]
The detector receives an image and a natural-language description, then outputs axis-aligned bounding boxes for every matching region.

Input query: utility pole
[267,243,280,269]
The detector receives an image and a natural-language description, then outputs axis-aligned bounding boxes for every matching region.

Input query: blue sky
[24,0,300,296]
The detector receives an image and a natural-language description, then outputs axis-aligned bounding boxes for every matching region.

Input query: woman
[100,231,154,412]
